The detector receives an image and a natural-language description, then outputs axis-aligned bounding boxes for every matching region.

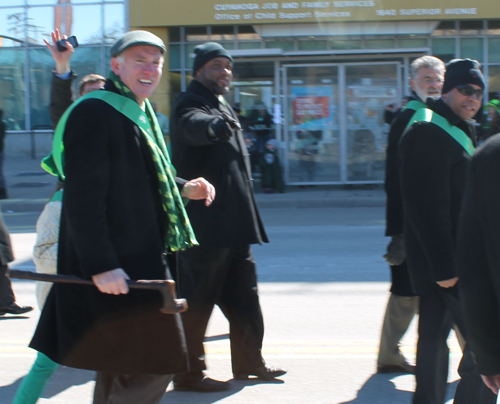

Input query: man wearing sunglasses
[399,59,496,404]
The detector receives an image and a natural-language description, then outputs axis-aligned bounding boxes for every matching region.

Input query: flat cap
[110,30,166,57]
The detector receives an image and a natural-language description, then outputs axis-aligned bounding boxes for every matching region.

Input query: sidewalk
[0,157,386,212]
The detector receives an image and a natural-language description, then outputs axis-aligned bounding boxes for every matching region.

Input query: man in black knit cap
[399,58,496,404]
[170,42,286,392]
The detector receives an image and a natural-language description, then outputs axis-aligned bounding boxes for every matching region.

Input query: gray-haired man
[378,55,445,374]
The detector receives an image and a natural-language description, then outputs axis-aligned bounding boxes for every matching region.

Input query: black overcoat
[30,80,188,375]
[399,98,475,295]
[170,80,268,247]
[384,93,423,296]
[458,134,500,376]
[385,92,422,237]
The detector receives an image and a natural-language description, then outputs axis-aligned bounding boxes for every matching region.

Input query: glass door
[344,63,400,182]
[284,65,340,184]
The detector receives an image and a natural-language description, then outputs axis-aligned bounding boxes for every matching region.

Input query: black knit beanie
[193,42,233,75]
[442,58,485,94]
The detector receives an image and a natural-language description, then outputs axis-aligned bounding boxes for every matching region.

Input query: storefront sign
[130,0,499,26]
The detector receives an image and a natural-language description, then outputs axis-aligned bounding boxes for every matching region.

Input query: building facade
[0,0,126,156]
[2,0,500,185]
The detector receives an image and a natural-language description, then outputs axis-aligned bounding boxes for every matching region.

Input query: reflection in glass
[28,0,99,4]
[237,25,261,41]
[29,47,103,129]
[169,27,180,42]
[298,40,327,51]
[398,38,427,48]
[365,39,394,49]
[488,38,500,64]
[73,5,103,44]
[185,43,200,70]
[105,46,112,72]
[345,64,398,182]
[1,0,23,5]
[238,42,262,50]
[67,47,104,93]
[54,0,73,36]
[432,38,455,63]
[104,4,124,44]
[265,40,294,51]
[0,48,26,130]
[185,26,208,42]
[433,20,457,36]
[488,66,500,95]
[460,38,483,62]
[459,20,483,36]
[487,20,500,36]
[169,44,181,70]
[210,26,235,41]
[30,48,56,129]
[285,65,340,183]
[0,8,25,46]
[27,0,59,4]
[329,39,361,50]
[27,7,56,46]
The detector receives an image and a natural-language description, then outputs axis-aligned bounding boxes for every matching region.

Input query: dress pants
[378,293,419,366]
[413,287,496,404]
[93,372,173,404]
[174,245,265,376]
[0,263,14,305]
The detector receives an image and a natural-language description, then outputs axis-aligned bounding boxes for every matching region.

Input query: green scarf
[109,71,197,251]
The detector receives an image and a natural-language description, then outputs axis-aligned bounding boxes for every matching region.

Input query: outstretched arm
[45,29,76,126]
[44,29,74,75]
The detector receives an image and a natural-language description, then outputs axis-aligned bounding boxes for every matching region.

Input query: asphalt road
[0,206,462,403]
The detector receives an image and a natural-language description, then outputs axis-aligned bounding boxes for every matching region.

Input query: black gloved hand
[383,234,406,266]
[208,117,233,142]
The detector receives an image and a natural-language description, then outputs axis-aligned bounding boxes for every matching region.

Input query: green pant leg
[12,351,57,404]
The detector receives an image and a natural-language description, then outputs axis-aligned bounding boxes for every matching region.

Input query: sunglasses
[456,84,484,100]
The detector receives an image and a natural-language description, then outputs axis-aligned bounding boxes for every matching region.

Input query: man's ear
[111,57,120,75]
[409,78,416,92]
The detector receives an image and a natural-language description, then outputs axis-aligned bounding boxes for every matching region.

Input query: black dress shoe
[173,373,229,392]
[0,302,33,316]
[377,361,415,374]
[234,365,287,380]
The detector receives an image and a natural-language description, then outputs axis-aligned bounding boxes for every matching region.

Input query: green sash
[42,91,174,180]
[403,100,426,112]
[42,89,198,251]
[404,108,475,156]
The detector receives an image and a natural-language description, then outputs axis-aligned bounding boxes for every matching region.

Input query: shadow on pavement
[0,366,95,402]
[204,333,229,342]
[162,378,285,403]
[339,373,458,404]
